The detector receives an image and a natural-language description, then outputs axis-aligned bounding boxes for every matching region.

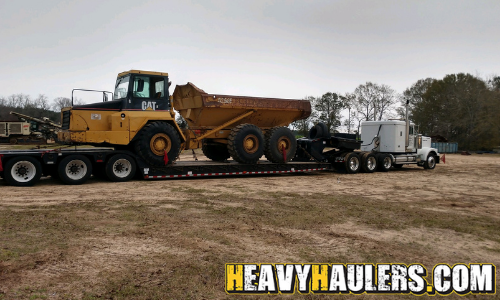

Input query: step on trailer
[0,131,365,186]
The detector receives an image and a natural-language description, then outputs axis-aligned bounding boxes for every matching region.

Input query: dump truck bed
[173,82,311,129]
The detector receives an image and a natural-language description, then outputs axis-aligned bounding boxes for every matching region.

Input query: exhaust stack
[405,100,410,149]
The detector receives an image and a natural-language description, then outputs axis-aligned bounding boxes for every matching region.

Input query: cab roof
[117,70,169,78]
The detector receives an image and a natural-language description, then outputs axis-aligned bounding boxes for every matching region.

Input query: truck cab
[360,120,440,169]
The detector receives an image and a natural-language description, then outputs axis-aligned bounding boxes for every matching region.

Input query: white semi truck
[360,120,440,171]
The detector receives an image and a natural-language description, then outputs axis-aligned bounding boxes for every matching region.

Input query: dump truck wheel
[361,152,377,173]
[57,155,93,185]
[377,154,392,172]
[202,143,230,161]
[134,122,181,166]
[4,156,42,186]
[228,124,264,164]
[264,127,297,163]
[344,152,361,174]
[105,154,137,182]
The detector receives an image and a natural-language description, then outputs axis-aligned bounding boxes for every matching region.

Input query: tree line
[0,94,83,122]
[292,73,500,151]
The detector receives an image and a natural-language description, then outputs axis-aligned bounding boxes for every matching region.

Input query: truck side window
[409,126,414,135]
[133,76,165,99]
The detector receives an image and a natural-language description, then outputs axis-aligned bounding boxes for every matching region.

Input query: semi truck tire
[4,156,42,186]
[202,142,230,162]
[377,154,392,172]
[134,122,181,166]
[361,152,377,173]
[344,152,361,174]
[57,155,93,185]
[423,153,437,169]
[228,124,264,164]
[264,127,297,163]
[105,154,137,182]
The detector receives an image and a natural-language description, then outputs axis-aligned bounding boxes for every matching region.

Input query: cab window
[133,76,164,99]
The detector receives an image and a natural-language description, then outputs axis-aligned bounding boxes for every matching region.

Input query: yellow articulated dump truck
[58,70,311,166]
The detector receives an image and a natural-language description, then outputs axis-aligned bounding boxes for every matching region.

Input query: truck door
[129,75,170,111]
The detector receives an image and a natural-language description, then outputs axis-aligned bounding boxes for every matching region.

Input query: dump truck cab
[58,70,182,147]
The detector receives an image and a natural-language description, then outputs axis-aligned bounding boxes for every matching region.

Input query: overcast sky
[0,0,499,104]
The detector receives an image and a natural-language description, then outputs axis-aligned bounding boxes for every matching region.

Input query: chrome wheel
[366,156,377,171]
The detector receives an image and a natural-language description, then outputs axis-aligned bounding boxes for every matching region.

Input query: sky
[0,0,499,104]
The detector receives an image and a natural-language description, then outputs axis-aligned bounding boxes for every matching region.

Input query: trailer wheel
[57,155,92,185]
[361,153,377,173]
[105,154,137,182]
[228,124,264,164]
[264,127,297,163]
[344,152,361,174]
[134,122,181,166]
[377,154,392,172]
[423,153,436,169]
[4,156,42,186]
[202,142,230,161]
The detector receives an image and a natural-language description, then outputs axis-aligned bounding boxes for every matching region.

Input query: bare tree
[352,82,397,122]
[52,97,84,111]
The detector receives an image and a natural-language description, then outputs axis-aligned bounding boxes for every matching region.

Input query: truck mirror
[137,79,144,92]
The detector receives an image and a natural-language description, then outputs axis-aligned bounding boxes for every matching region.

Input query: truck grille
[62,111,70,130]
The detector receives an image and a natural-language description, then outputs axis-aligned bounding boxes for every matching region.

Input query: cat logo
[142,101,156,111]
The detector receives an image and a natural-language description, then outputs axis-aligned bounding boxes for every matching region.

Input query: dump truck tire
[264,127,297,163]
[202,143,230,162]
[4,156,42,186]
[105,154,137,182]
[134,122,181,166]
[361,152,377,173]
[228,124,264,164]
[309,123,330,139]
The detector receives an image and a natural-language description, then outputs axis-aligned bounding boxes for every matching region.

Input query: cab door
[128,75,169,111]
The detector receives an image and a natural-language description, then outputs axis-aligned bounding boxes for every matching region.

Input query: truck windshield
[114,75,130,100]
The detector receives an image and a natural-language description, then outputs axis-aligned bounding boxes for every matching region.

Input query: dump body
[173,83,311,129]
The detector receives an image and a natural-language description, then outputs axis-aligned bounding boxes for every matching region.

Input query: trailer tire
[423,153,437,170]
[264,127,297,163]
[134,122,181,166]
[58,155,92,185]
[202,142,230,162]
[228,124,264,164]
[361,152,377,173]
[105,154,136,182]
[309,123,330,139]
[377,154,392,172]
[344,152,361,174]
[4,156,42,186]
